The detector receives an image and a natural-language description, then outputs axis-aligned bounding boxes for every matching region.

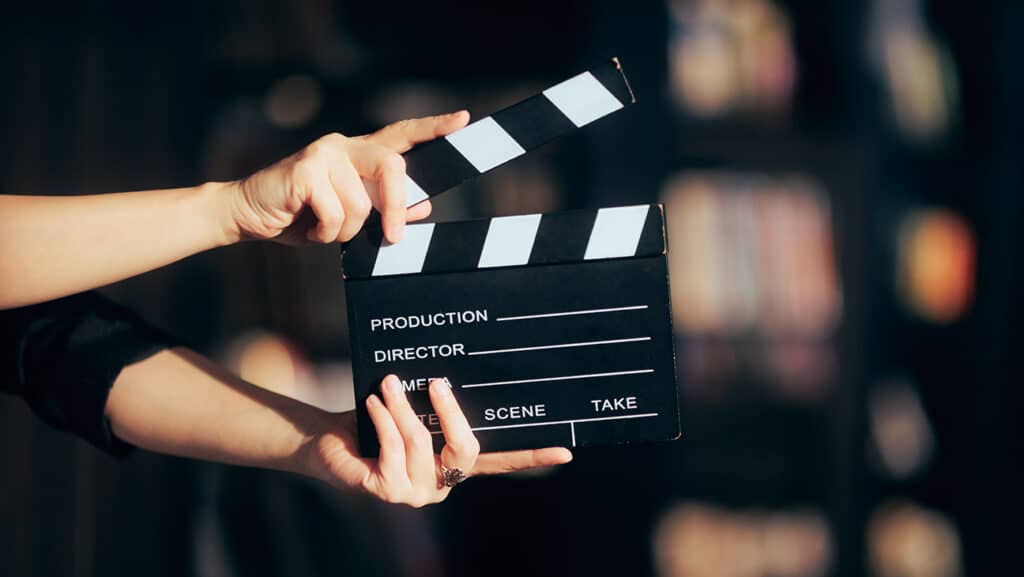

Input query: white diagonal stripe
[477,214,542,268]
[445,116,526,173]
[543,71,624,127]
[584,205,650,260]
[371,223,435,276]
[405,175,429,207]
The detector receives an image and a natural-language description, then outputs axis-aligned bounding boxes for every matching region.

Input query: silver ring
[440,465,468,488]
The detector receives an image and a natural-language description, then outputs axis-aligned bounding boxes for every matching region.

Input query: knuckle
[375,150,405,178]
[352,196,373,217]
[380,487,402,504]
[412,429,434,452]
[321,131,347,146]
[390,482,418,505]
[381,436,404,454]
[321,226,340,242]
[302,141,325,159]
[358,477,375,495]
[384,152,406,173]
[446,440,467,456]
[339,228,359,243]
[306,133,346,158]
[448,436,479,457]
[321,202,342,225]
[291,157,318,182]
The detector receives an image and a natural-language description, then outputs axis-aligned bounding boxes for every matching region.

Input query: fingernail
[383,375,402,395]
[366,394,380,408]
[431,378,452,397]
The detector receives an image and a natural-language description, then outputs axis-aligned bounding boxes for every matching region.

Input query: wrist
[197,180,244,247]
[287,405,337,482]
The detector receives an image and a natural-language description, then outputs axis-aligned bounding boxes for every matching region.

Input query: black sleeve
[0,291,178,456]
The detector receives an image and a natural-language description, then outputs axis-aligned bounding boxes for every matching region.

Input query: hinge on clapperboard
[340,56,636,265]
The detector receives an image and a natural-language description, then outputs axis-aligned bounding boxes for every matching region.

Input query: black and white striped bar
[400,57,635,207]
[343,204,664,279]
[343,204,680,455]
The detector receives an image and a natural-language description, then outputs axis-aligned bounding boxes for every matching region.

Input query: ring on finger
[439,464,469,488]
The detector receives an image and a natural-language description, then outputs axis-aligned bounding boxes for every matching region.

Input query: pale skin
[1,111,573,507]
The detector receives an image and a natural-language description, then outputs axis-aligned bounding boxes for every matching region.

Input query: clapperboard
[342,58,680,455]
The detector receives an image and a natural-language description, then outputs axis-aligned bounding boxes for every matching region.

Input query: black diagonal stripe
[420,218,490,274]
[492,93,577,151]
[528,209,599,265]
[403,138,479,196]
[341,224,385,279]
[590,58,636,105]
[636,203,667,257]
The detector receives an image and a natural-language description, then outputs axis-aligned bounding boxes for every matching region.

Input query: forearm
[0,183,239,309]
[105,347,323,476]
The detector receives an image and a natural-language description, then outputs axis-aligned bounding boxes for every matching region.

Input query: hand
[226,111,470,246]
[302,375,573,507]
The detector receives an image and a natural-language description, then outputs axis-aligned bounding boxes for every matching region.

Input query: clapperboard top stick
[343,57,635,247]
[344,58,643,276]
[399,57,635,208]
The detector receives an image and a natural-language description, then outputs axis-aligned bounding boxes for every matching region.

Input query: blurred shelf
[674,122,853,171]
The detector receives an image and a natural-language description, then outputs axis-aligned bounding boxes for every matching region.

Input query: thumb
[368,110,470,153]
[472,448,573,475]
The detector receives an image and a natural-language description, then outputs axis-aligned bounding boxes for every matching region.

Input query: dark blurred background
[1,1,1020,576]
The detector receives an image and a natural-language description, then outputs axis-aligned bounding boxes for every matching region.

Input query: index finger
[348,144,407,243]
[377,155,407,243]
[370,111,471,153]
[428,378,480,466]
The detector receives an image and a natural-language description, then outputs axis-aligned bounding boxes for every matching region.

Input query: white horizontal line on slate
[430,412,660,434]
[466,336,651,356]
[495,305,648,322]
[462,368,654,389]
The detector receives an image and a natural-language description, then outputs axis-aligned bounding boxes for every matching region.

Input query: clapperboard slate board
[342,58,680,455]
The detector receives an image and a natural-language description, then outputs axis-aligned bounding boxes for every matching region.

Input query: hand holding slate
[110,349,573,509]
[225,111,469,246]
[210,112,576,503]
[302,375,572,506]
